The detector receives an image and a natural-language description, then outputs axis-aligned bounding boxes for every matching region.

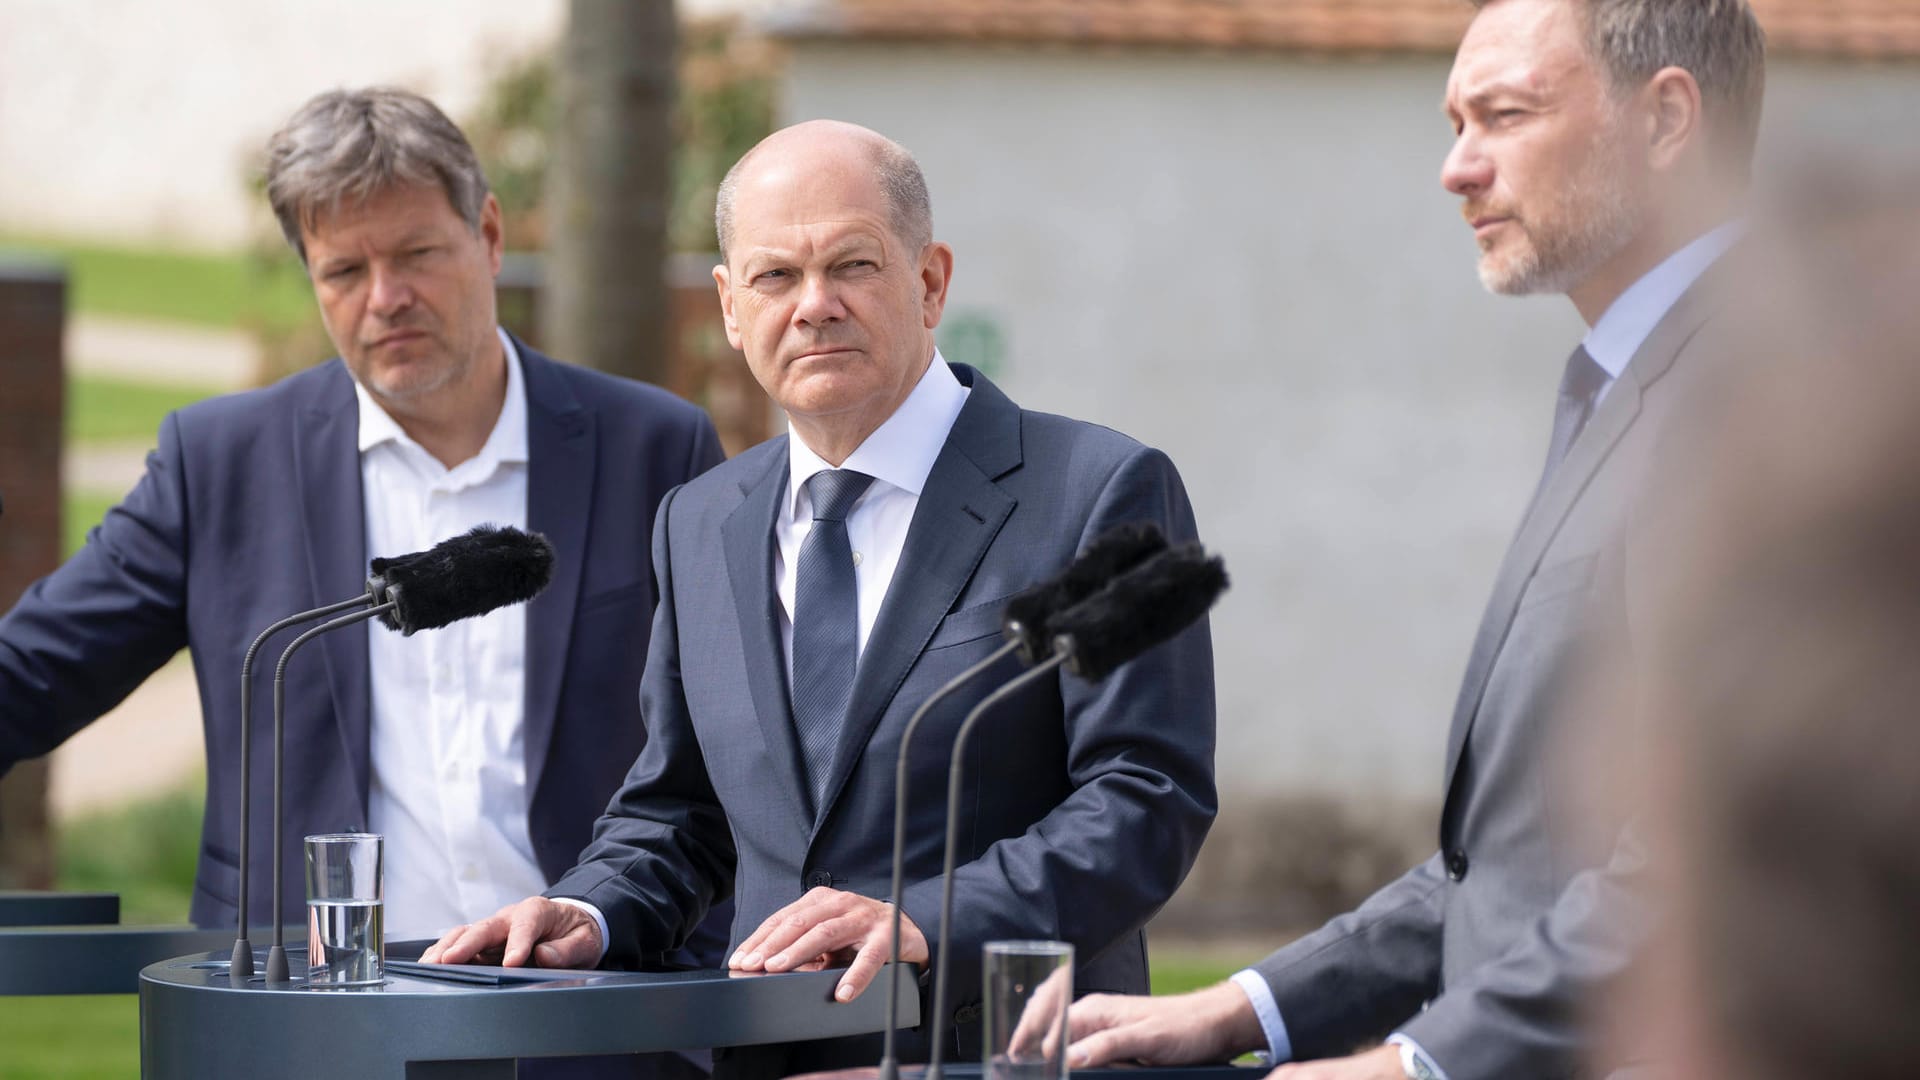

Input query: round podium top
[141,948,921,1079]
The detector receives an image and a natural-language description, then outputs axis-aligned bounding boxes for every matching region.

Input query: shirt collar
[785,349,970,520]
[1582,219,1743,380]
[354,327,529,473]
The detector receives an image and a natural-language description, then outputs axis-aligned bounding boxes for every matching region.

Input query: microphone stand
[878,639,1021,1080]
[922,651,1070,1080]
[232,592,374,978]
[263,600,397,985]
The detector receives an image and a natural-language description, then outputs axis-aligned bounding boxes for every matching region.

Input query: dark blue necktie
[790,469,875,812]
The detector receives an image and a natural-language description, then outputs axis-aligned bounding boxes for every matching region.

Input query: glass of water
[305,833,384,988]
[983,940,1074,1080]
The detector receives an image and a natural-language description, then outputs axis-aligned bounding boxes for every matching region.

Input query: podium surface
[141,948,921,1079]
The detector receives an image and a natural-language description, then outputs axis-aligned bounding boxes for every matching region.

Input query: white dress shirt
[1233,222,1742,1080]
[360,327,548,940]
[558,351,970,957]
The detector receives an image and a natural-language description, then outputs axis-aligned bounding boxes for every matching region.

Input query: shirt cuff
[550,897,611,964]
[1386,1033,1450,1080]
[1228,968,1293,1063]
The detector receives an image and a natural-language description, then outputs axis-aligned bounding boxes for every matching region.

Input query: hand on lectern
[728,887,928,1002]
[1065,981,1268,1068]
[419,896,604,969]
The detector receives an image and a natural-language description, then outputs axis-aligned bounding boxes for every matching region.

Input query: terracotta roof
[765,0,1920,61]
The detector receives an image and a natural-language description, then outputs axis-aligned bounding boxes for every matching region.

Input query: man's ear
[1645,67,1704,173]
[714,264,744,351]
[919,241,955,330]
[480,193,505,276]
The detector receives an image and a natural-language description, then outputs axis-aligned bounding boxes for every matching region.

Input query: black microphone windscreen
[1048,544,1228,681]
[368,525,555,636]
[1001,522,1168,663]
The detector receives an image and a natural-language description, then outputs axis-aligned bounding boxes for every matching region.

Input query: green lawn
[68,374,223,443]
[0,234,314,332]
[0,995,141,1080]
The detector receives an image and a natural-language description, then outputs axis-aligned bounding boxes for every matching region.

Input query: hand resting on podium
[418,885,927,1004]
[420,896,605,970]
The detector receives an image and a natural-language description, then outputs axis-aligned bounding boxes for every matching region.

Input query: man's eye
[324,265,361,282]
[753,269,790,284]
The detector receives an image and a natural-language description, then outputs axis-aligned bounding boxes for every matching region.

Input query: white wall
[781,44,1920,811]
[0,0,775,249]
[784,45,1580,808]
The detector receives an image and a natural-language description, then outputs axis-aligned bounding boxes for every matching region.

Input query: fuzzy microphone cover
[1000,521,1169,664]
[369,525,555,636]
[1048,543,1228,680]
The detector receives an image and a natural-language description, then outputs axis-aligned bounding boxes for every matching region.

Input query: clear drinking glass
[983,940,1075,1080]
[304,832,384,987]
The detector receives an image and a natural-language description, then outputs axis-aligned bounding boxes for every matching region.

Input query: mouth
[370,329,429,349]
[790,347,858,363]
[1469,215,1512,238]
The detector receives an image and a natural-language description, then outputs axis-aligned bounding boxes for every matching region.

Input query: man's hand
[728,887,927,1003]
[1269,1045,1405,1079]
[419,896,603,969]
[1067,981,1266,1068]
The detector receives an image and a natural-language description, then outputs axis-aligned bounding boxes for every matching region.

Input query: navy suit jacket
[0,340,725,942]
[549,365,1217,1075]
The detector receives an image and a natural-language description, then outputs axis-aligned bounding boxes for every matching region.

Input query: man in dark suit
[1065,2,1766,1078]
[423,119,1218,1077]
[0,89,724,958]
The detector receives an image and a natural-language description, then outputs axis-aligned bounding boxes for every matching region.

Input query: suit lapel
[811,367,1021,832]
[721,440,815,825]
[1441,280,1721,793]
[292,361,373,811]
[520,342,594,795]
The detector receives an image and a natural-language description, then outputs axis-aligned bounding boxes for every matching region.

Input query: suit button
[1446,850,1470,881]
[805,869,833,889]
[953,1003,982,1026]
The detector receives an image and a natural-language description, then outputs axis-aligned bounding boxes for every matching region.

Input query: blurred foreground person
[1597,175,1920,1080]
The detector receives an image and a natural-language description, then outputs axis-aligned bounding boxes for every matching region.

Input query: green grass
[54,776,204,926]
[63,490,121,558]
[0,995,141,1079]
[0,233,314,331]
[1151,956,1237,996]
[68,374,223,443]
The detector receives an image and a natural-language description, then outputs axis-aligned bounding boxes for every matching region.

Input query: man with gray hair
[1066,1,1765,1078]
[0,87,726,989]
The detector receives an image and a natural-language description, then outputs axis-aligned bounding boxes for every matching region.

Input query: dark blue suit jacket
[549,365,1217,1075]
[0,340,725,943]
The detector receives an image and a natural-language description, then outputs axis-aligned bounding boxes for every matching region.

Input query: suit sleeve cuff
[551,897,612,964]
[1229,968,1293,1063]
[1386,1033,1450,1080]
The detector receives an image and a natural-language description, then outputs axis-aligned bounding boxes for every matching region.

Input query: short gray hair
[714,136,932,260]
[1474,0,1768,169]
[265,87,491,262]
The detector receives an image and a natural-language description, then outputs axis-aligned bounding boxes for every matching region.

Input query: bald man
[424,121,1219,1078]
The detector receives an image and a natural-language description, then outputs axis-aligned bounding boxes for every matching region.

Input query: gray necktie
[1538,344,1611,488]
[790,469,875,812]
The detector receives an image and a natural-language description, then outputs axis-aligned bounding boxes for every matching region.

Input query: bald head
[715,120,932,262]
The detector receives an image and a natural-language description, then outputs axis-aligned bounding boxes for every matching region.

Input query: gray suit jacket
[1252,277,1726,1078]
[549,365,1217,1075]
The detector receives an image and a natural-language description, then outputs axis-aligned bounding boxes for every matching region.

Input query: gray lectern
[141,946,920,1079]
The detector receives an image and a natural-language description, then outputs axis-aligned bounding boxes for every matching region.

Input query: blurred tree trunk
[544,0,678,384]
[0,761,54,889]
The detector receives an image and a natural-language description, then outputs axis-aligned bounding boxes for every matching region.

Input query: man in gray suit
[425,120,1218,1076]
[1067,2,1765,1078]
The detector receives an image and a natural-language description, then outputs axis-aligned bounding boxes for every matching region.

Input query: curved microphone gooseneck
[262,601,397,985]
[232,592,375,978]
